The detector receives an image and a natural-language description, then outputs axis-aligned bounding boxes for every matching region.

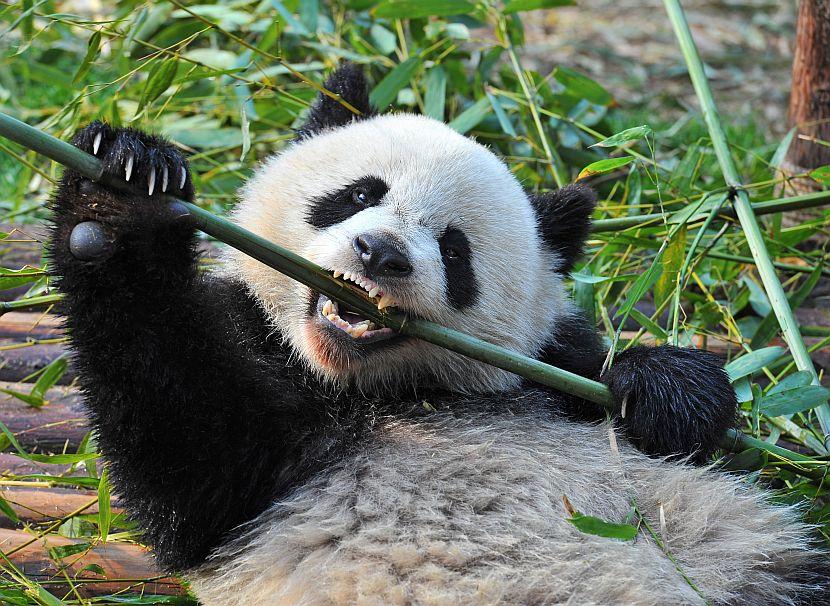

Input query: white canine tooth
[92,132,102,155]
[125,153,134,182]
[377,294,395,310]
[162,165,169,192]
[148,167,156,195]
[333,270,343,279]
[327,313,338,322]
[368,286,380,298]
[322,299,333,316]
[179,167,186,189]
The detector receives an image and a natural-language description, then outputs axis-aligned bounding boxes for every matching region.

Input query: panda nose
[353,234,412,278]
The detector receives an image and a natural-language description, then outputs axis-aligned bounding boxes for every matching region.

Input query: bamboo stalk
[0,112,820,469]
[590,189,830,234]
[662,0,830,439]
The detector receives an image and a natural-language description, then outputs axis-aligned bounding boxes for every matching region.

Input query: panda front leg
[48,123,332,572]
[602,345,737,461]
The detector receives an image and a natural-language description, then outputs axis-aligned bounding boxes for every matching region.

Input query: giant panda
[48,64,829,605]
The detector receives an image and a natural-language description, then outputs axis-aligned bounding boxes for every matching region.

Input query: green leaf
[99,467,112,542]
[372,0,475,19]
[770,127,795,169]
[0,420,99,464]
[369,57,421,109]
[553,67,613,106]
[654,225,686,310]
[725,346,785,382]
[0,493,20,524]
[140,58,178,112]
[49,541,93,561]
[423,66,447,121]
[568,511,638,540]
[768,370,814,395]
[629,308,668,341]
[577,157,634,180]
[30,356,68,403]
[486,91,516,137]
[614,248,663,319]
[504,0,576,12]
[370,23,397,55]
[590,125,652,148]
[760,385,830,418]
[809,165,830,186]
[73,29,101,84]
[0,387,44,408]
[448,97,492,134]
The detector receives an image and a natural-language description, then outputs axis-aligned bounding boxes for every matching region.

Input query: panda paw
[602,345,737,461]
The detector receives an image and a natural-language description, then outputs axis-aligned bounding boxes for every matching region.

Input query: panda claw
[93,131,102,155]
[162,165,169,192]
[179,165,186,190]
[125,152,134,182]
[148,167,156,196]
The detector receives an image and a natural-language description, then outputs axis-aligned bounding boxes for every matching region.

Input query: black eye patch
[305,176,389,229]
[438,228,478,310]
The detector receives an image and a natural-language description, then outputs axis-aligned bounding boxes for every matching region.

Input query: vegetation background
[0,0,829,603]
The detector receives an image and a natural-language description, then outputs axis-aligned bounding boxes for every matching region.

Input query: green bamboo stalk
[0,111,821,470]
[662,0,830,439]
[704,250,830,277]
[590,189,830,234]
[0,293,63,316]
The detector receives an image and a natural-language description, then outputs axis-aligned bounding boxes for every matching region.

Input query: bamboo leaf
[567,511,638,540]
[577,157,634,180]
[614,248,663,318]
[372,0,475,18]
[73,29,101,84]
[770,127,795,169]
[553,67,613,106]
[768,370,814,395]
[0,387,44,408]
[448,97,492,134]
[423,65,447,120]
[139,58,179,112]
[590,125,652,148]
[0,420,99,464]
[504,0,576,13]
[486,91,516,137]
[369,57,421,109]
[0,494,20,524]
[725,346,785,382]
[98,467,112,542]
[629,308,668,341]
[809,165,830,186]
[760,385,830,418]
[30,356,68,403]
[654,225,686,310]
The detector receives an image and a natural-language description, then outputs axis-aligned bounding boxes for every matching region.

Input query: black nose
[353,234,412,278]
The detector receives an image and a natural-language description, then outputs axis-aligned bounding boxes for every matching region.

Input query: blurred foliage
[1,0,830,603]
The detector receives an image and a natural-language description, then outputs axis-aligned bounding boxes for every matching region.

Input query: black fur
[50,122,739,574]
[539,317,737,462]
[305,175,389,229]
[438,227,478,309]
[530,184,597,274]
[295,63,376,139]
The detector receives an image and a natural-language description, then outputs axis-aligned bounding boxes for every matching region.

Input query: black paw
[71,121,193,200]
[602,345,737,461]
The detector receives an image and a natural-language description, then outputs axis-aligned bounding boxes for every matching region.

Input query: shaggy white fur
[189,407,817,606]
[224,114,569,394]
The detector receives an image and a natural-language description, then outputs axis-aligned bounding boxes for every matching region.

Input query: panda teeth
[368,286,380,298]
[333,270,343,279]
[377,293,396,310]
[322,299,338,317]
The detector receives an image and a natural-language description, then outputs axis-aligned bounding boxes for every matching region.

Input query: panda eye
[443,246,460,261]
[352,188,370,206]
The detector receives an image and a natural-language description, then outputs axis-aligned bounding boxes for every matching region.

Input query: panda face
[226,114,570,393]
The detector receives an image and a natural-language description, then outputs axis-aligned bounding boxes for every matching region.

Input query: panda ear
[530,184,597,274]
[296,63,376,139]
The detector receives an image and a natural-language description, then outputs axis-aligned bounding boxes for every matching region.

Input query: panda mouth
[312,271,402,345]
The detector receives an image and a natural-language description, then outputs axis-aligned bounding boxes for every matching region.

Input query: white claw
[148,167,156,196]
[125,153,134,181]
[162,165,169,192]
[93,132,102,155]
[368,286,380,298]
[179,167,186,189]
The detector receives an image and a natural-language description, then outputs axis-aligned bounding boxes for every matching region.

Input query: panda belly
[188,414,818,606]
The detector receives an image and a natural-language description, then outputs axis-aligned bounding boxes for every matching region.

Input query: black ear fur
[296,63,376,139]
[530,184,597,274]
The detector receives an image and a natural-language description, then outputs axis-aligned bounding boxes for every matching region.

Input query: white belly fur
[188,415,818,606]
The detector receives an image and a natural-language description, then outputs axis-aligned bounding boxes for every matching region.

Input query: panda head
[226,64,596,394]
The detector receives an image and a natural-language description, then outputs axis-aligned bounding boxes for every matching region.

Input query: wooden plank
[0,382,87,450]
[0,528,183,597]
[0,343,74,384]
[0,487,123,528]
[0,312,64,340]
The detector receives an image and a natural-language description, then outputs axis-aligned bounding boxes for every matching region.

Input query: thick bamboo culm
[0,111,822,468]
